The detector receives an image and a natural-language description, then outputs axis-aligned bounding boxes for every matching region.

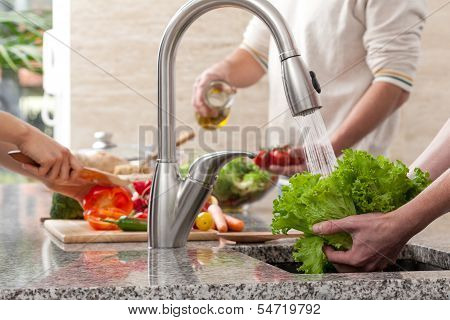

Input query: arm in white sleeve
[364,0,427,92]
[240,16,271,71]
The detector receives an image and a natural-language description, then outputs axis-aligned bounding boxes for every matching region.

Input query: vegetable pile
[82,185,135,230]
[272,149,431,274]
[194,202,245,232]
[213,157,273,207]
[49,170,247,233]
[80,180,151,231]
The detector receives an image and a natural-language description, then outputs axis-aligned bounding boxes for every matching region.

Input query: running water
[294,110,337,176]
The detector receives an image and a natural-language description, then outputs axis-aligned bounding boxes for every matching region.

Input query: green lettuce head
[272,149,430,274]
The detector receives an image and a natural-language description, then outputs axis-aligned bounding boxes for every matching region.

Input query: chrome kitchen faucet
[149,0,321,248]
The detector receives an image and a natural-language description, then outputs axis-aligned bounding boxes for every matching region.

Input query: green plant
[0,10,51,73]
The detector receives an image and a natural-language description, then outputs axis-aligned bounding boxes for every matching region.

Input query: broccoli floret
[50,193,84,219]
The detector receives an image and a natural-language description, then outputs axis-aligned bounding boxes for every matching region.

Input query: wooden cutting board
[44,220,218,244]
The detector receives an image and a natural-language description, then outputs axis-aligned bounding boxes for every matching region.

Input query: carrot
[224,214,245,232]
[208,204,228,232]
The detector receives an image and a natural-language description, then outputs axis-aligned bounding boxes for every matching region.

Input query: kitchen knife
[8,150,131,187]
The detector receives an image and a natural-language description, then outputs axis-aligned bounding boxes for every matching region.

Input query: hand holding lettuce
[272,150,430,274]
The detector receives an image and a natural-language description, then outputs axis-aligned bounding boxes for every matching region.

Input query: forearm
[392,169,450,239]
[331,82,409,155]
[0,111,30,146]
[409,119,450,181]
[212,48,266,88]
[0,142,36,178]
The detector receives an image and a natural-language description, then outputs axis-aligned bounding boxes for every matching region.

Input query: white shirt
[241,0,426,155]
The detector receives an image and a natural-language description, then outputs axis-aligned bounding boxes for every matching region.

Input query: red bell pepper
[82,186,133,214]
[84,207,129,230]
[82,186,133,231]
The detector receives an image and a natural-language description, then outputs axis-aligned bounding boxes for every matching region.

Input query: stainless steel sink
[271,259,446,274]
[231,241,450,274]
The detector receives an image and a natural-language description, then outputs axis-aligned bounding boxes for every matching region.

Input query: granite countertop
[0,184,448,299]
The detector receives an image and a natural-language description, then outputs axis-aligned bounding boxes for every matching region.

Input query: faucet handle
[187,151,255,186]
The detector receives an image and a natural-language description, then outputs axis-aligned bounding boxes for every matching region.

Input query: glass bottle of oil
[196,80,236,130]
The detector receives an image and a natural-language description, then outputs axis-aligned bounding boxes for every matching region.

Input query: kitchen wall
[389,0,450,164]
[69,0,266,155]
[68,0,449,165]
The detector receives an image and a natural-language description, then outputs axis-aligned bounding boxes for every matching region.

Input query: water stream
[294,110,337,176]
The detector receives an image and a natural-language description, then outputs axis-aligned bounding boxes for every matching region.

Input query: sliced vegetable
[84,207,128,230]
[86,218,120,231]
[83,186,133,214]
[84,207,128,220]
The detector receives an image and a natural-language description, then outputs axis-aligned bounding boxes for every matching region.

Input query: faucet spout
[188,151,255,186]
[150,0,321,249]
[157,0,320,162]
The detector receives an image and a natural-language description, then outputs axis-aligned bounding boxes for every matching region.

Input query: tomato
[195,211,214,231]
[271,149,290,166]
[255,146,304,169]
[289,151,303,165]
[254,150,271,169]
[83,186,133,214]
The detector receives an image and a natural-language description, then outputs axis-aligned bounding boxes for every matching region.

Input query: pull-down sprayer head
[281,55,322,116]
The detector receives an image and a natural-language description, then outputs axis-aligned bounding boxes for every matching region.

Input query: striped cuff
[239,42,269,71]
[373,68,414,92]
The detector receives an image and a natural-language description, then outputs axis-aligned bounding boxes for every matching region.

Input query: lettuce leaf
[272,149,430,274]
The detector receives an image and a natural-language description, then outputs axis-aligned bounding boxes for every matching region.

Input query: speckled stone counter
[0,184,448,299]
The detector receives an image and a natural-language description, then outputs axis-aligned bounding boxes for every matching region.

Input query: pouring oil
[195,80,236,130]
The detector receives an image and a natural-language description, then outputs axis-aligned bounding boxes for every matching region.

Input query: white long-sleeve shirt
[241,0,426,155]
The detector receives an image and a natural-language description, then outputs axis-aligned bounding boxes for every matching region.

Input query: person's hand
[267,147,307,176]
[17,127,82,184]
[192,64,229,118]
[312,213,410,272]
